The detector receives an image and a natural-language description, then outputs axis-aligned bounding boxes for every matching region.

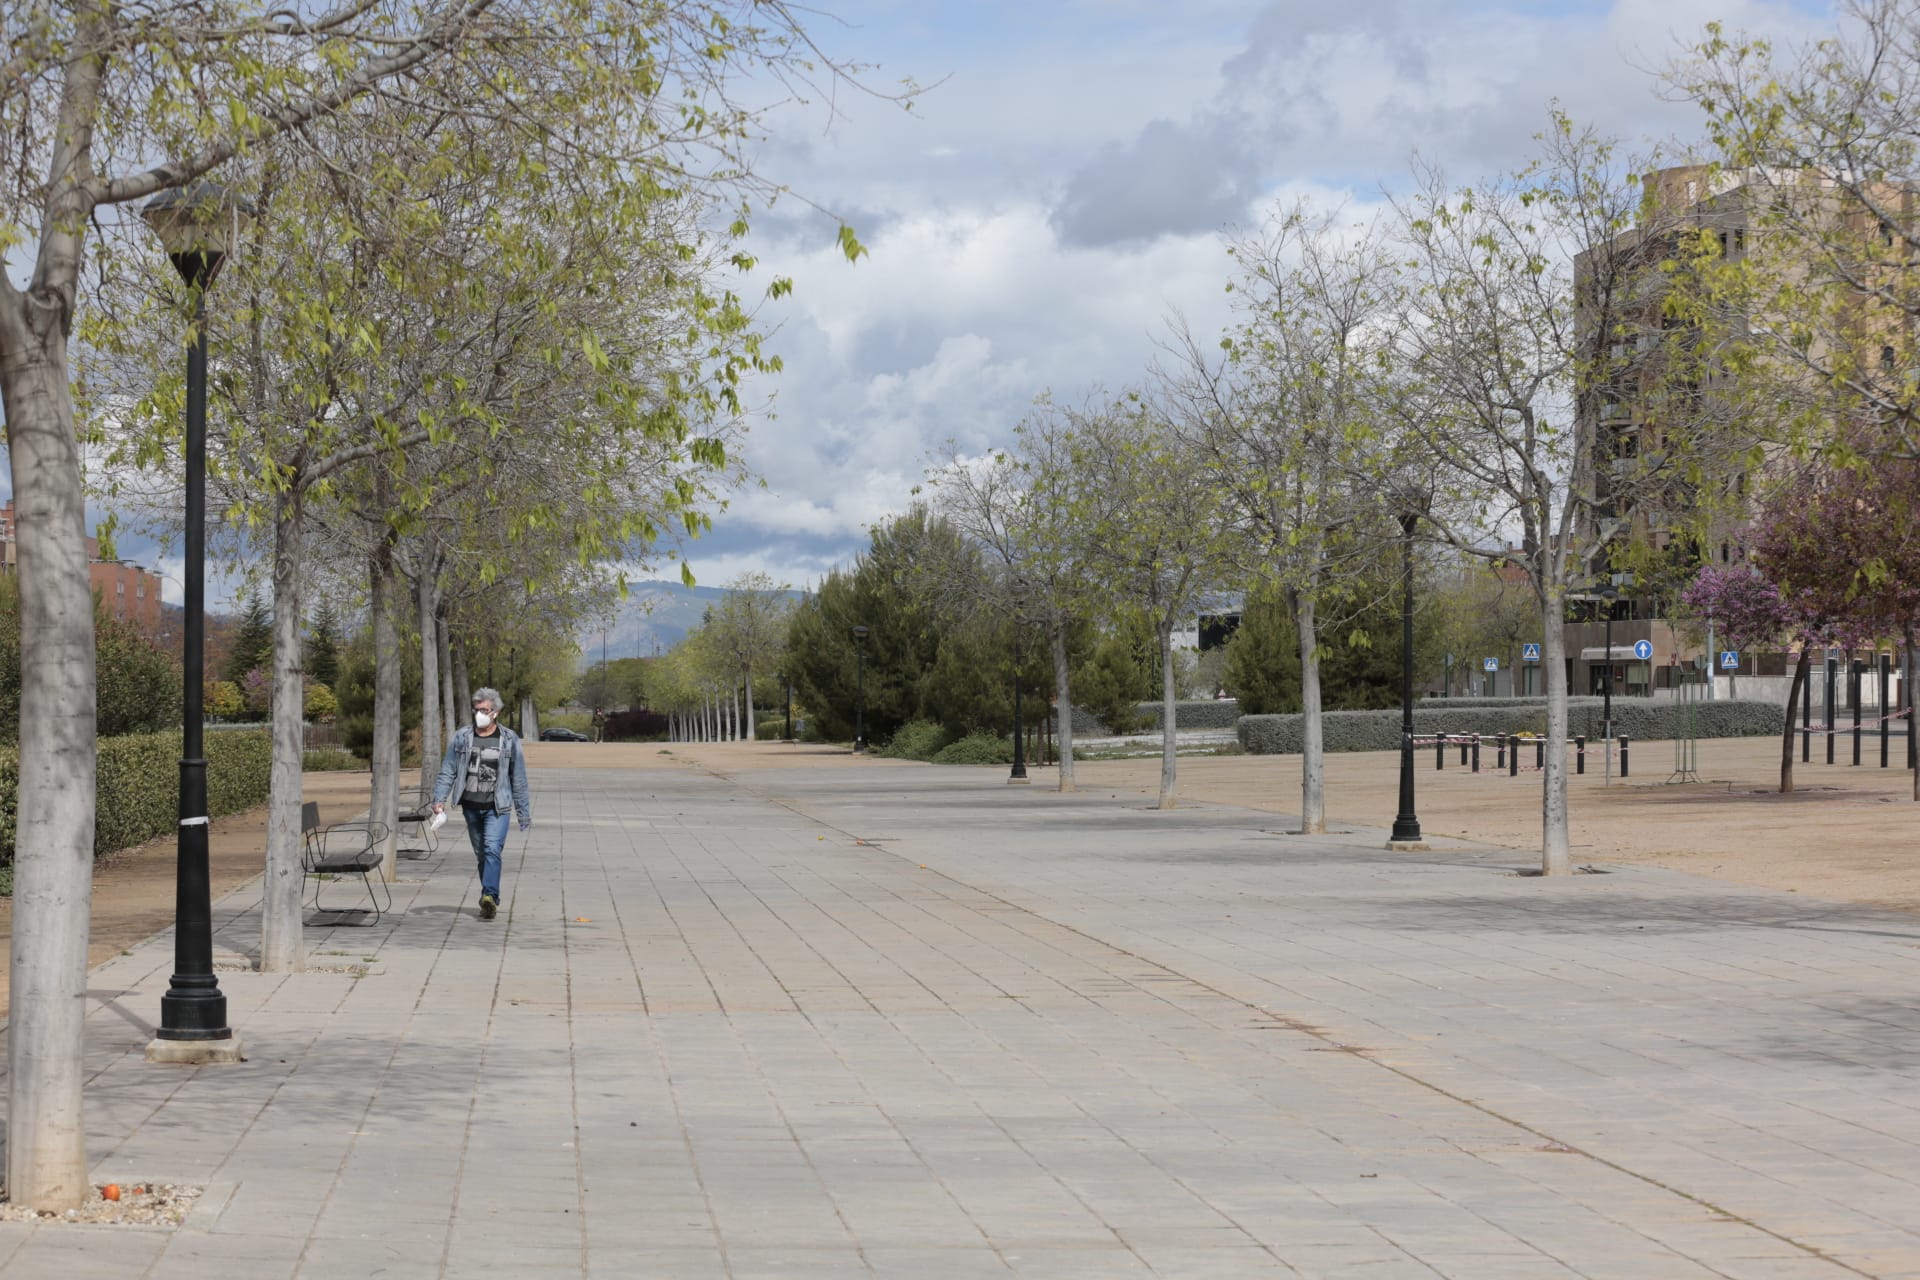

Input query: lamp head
[851,625,869,642]
[142,180,256,290]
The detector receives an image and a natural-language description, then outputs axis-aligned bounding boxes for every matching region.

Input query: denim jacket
[433,725,532,828]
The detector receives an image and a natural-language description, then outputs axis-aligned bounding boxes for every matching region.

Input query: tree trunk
[1295,590,1325,834]
[1158,618,1178,810]
[370,528,403,880]
[520,693,539,741]
[260,486,308,973]
[452,635,471,724]
[416,559,441,791]
[438,611,455,745]
[730,685,740,741]
[1052,623,1076,792]
[1540,597,1571,876]
[745,669,757,740]
[1780,645,1812,795]
[1,327,97,1211]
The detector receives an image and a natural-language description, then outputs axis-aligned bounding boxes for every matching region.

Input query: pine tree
[307,600,342,690]
[223,591,274,686]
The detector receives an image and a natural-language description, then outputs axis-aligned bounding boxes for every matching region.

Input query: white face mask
[474,710,494,729]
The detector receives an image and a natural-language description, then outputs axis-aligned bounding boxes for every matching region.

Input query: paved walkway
[1,757,1917,1278]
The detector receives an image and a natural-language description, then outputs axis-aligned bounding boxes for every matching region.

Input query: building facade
[0,502,165,636]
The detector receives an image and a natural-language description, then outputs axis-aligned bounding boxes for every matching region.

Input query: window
[115,581,123,595]
[1721,543,1731,563]
[136,584,144,599]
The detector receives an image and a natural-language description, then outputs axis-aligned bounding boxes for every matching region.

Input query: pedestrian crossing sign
[1522,643,1541,663]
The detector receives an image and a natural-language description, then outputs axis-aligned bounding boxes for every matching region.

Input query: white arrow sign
[1632,639,1653,661]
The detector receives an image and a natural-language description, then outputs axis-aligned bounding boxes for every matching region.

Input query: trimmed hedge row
[0,728,273,866]
[1238,699,1785,755]
[1417,696,1604,709]
[1072,699,1243,734]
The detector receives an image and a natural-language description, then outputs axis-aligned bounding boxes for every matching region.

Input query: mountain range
[575,580,808,665]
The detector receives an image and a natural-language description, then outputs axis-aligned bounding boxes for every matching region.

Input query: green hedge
[1238,699,1784,755]
[1074,699,1243,735]
[0,728,273,867]
[1418,696,1604,710]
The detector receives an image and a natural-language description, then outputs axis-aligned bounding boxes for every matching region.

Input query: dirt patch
[636,738,1920,914]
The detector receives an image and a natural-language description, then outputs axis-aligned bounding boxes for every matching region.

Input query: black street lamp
[851,625,868,752]
[142,181,252,1061]
[1390,511,1422,846]
[1007,580,1030,784]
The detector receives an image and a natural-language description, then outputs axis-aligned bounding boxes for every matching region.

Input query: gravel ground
[0,1183,201,1227]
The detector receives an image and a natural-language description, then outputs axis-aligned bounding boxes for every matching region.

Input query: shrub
[0,728,274,873]
[1237,698,1785,754]
[755,716,787,741]
[876,719,951,761]
[304,682,339,721]
[303,748,366,772]
[603,707,668,741]
[931,733,1013,765]
[205,680,246,720]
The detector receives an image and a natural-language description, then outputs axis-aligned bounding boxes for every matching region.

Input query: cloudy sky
[13,0,1839,612]
[668,0,1839,594]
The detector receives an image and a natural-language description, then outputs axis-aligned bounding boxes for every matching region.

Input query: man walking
[431,686,531,919]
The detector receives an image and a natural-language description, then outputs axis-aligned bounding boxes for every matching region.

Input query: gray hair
[472,687,504,713]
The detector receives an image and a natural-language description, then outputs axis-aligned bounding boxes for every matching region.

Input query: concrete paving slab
[0,759,1916,1276]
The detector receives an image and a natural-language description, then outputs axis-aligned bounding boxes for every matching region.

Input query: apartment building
[0,501,165,635]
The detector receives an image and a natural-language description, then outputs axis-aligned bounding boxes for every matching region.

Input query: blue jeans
[461,803,509,902]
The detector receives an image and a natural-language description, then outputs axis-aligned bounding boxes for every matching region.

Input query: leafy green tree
[1070,613,1157,732]
[785,509,964,744]
[1222,584,1303,715]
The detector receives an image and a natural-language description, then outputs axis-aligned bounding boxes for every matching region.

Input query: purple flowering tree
[1678,565,1794,699]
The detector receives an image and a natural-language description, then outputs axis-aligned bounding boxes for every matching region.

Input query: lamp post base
[145,1035,244,1065]
[1385,839,1430,852]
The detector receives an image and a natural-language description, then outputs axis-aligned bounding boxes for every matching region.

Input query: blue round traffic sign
[1632,639,1653,661]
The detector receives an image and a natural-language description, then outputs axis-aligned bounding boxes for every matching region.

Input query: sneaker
[479,894,497,920]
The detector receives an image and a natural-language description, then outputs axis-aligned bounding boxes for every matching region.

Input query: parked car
[540,727,589,742]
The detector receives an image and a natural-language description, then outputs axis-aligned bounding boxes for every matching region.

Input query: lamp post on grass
[1390,510,1423,847]
[851,625,869,752]
[142,181,252,1062]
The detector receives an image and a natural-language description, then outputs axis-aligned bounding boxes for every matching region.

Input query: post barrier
[1826,657,1837,765]
[1575,735,1586,775]
[1495,737,1506,770]
[1435,733,1445,770]
[1508,735,1519,777]
[1852,658,1863,766]
[1802,669,1811,762]
[1881,654,1892,769]
[1620,734,1631,778]
[1460,736,1469,767]
[1535,737,1544,770]
[1471,735,1481,773]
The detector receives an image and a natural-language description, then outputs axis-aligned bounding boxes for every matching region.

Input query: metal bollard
[1535,737,1544,770]
[1460,735,1469,766]
[1620,734,1631,778]
[1575,734,1586,775]
[1843,660,1858,771]
[1508,735,1519,777]
[1436,733,1445,770]
[1495,736,1506,770]
[1471,734,1481,773]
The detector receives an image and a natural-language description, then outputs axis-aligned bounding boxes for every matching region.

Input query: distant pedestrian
[431,686,531,919]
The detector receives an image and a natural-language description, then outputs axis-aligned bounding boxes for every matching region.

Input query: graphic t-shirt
[461,734,503,807]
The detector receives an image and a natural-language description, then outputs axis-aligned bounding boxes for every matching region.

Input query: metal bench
[301,800,391,925]
[395,784,439,856]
